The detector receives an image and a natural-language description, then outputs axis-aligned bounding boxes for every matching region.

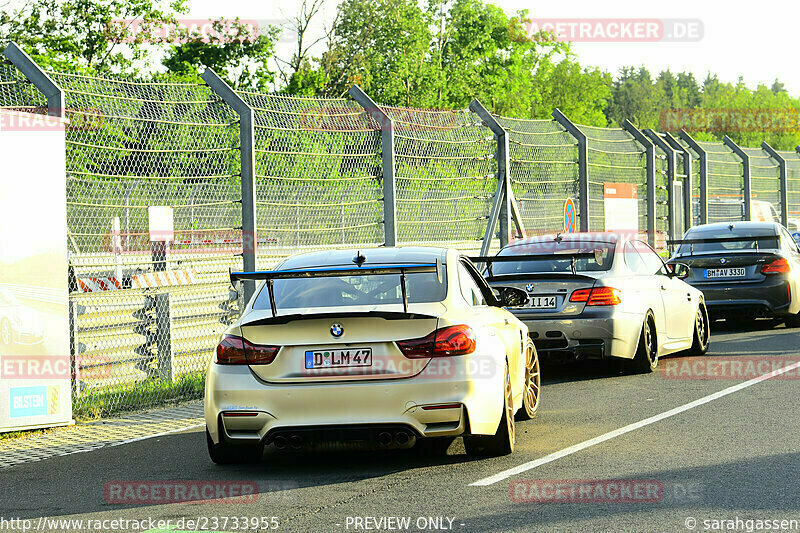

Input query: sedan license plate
[529,296,557,309]
[705,268,746,279]
[304,348,372,369]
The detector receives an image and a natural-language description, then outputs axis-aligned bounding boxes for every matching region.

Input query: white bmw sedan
[205,247,540,463]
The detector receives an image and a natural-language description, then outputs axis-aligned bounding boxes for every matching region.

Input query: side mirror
[494,286,529,307]
[669,262,690,280]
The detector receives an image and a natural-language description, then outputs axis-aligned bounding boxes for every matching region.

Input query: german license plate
[304,348,372,369]
[705,267,746,279]
[529,296,557,309]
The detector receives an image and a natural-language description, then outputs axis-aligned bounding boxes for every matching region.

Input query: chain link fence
[745,146,781,219]
[242,91,384,259]
[579,124,651,235]
[0,61,45,112]
[2,48,799,419]
[389,106,496,251]
[500,116,579,236]
[698,140,745,223]
[777,150,800,228]
[52,71,241,417]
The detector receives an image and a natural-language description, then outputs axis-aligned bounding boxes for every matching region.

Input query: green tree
[161,18,280,91]
[0,0,188,74]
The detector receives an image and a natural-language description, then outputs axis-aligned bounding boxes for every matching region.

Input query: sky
[187,0,800,95]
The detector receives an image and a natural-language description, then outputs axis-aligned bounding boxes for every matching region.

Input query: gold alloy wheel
[504,366,515,448]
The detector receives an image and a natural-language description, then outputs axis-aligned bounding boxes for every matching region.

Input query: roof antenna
[353,251,367,267]
[554,233,563,243]
[728,223,735,231]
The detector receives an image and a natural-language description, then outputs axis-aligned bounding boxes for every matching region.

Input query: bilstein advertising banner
[0,109,73,432]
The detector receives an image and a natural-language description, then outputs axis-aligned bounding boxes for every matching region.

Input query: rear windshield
[677,229,779,254]
[493,243,615,275]
[252,271,447,311]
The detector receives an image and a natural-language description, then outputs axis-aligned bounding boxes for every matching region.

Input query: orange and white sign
[604,183,639,231]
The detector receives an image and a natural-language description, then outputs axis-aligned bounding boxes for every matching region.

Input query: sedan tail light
[761,258,791,274]
[569,286,622,306]
[397,325,476,359]
[215,335,279,365]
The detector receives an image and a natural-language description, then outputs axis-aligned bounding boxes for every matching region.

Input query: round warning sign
[563,198,577,233]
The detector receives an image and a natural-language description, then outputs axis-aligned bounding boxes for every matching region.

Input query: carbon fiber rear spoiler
[230,260,442,316]
[667,235,777,253]
[469,253,597,276]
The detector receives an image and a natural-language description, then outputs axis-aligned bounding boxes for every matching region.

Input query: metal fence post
[552,109,588,232]
[2,42,63,116]
[664,132,693,230]
[722,136,751,221]
[469,99,516,254]
[644,129,677,242]
[679,131,708,224]
[155,292,174,382]
[761,142,788,227]
[622,121,656,247]
[348,85,397,247]
[201,68,258,302]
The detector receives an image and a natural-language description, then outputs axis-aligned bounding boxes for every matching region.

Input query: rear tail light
[569,288,591,302]
[397,325,476,359]
[215,335,279,365]
[761,258,791,274]
[569,287,622,306]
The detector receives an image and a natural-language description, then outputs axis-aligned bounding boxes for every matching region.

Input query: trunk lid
[239,304,443,383]
[674,252,780,284]
[488,274,600,318]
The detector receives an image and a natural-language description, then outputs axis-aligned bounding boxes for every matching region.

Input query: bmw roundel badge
[526,284,534,292]
[330,323,344,337]
[720,258,727,264]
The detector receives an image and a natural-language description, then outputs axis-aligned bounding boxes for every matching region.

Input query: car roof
[687,221,779,233]
[502,232,631,250]
[277,246,449,269]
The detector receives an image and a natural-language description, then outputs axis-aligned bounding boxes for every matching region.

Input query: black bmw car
[668,221,800,326]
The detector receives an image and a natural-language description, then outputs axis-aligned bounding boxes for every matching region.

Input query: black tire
[630,314,658,374]
[0,319,12,346]
[463,364,515,457]
[515,339,541,421]
[688,303,710,355]
[206,429,263,465]
[785,312,800,328]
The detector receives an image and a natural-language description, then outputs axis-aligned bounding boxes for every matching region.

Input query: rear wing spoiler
[667,235,777,253]
[469,253,597,276]
[230,261,442,316]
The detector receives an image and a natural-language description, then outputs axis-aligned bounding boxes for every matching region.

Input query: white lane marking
[471,360,800,486]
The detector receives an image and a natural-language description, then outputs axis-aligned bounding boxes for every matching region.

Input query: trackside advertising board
[0,109,73,432]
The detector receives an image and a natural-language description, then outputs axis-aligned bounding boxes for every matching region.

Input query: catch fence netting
[779,150,800,227]
[744,147,781,220]
[387,106,497,252]
[697,140,745,223]
[240,91,384,263]
[0,61,45,112]
[50,71,242,417]
[499,116,579,236]
[577,124,666,248]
